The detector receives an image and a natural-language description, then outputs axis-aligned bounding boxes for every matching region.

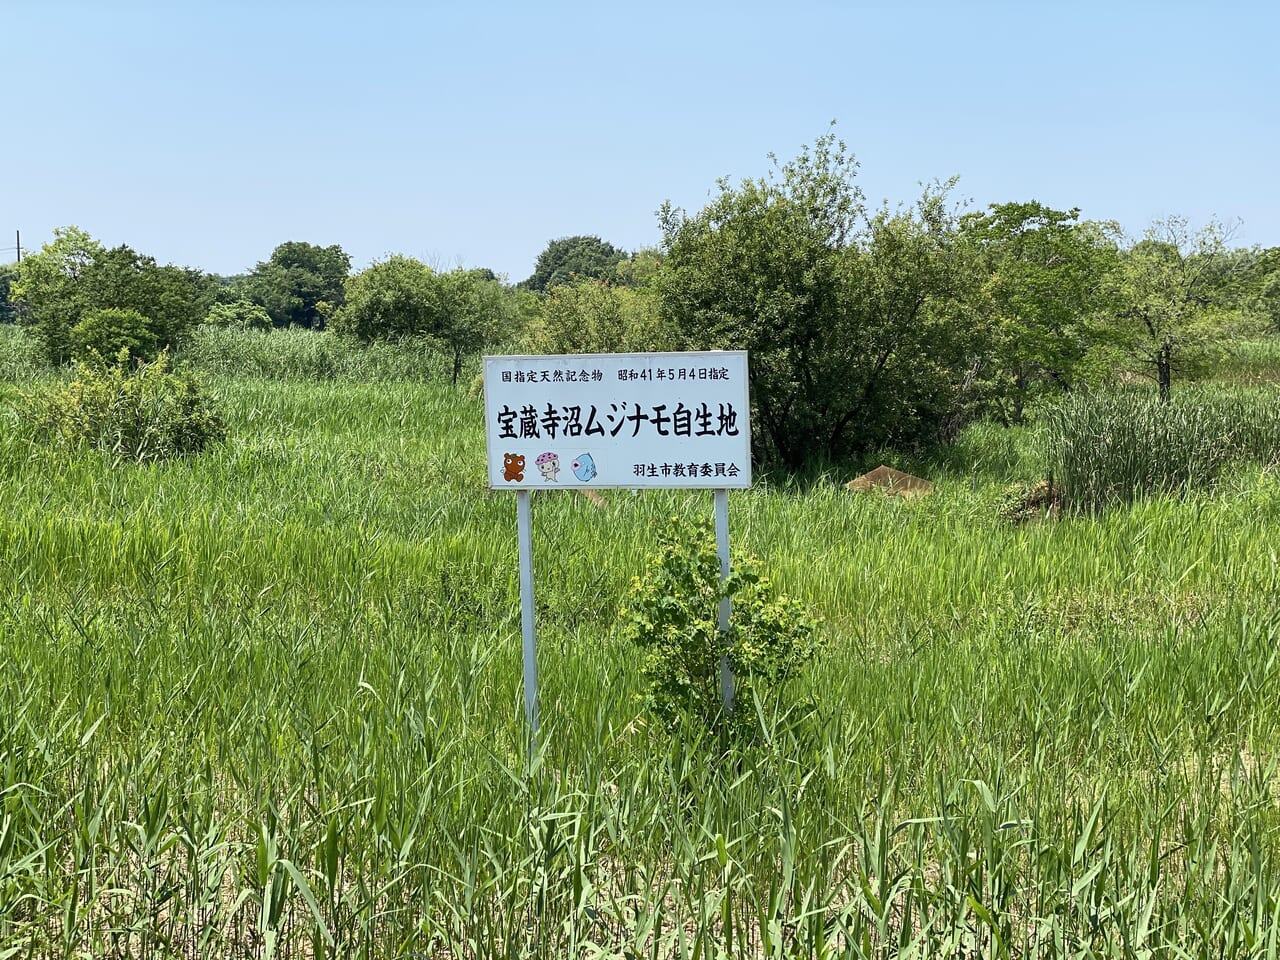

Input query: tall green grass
[178,326,456,382]
[0,323,50,382]
[1205,336,1280,385]
[1,377,1279,956]
[1047,387,1280,511]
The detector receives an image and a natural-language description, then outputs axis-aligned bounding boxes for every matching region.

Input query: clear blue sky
[5,1,1277,280]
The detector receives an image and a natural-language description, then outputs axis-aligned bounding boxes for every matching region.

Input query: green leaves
[523,277,677,356]
[659,134,982,467]
[958,201,1120,421]
[620,515,823,735]
[21,349,226,462]
[243,242,351,330]
[520,235,629,293]
[10,228,217,365]
[1099,217,1257,400]
[202,300,273,332]
[331,257,519,384]
[70,307,159,363]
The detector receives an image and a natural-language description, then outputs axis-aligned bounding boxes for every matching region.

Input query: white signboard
[483,351,751,489]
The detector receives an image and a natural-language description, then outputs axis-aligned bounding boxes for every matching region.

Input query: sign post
[483,351,751,734]
[515,489,538,733]
[714,488,733,713]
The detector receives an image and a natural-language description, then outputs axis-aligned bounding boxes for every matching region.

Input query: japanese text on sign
[483,352,751,490]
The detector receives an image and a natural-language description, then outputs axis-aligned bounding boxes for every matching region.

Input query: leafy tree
[202,300,273,331]
[523,278,678,355]
[433,268,521,384]
[959,202,1119,421]
[614,247,664,288]
[1222,245,1280,332]
[84,244,216,346]
[10,226,103,363]
[208,272,250,304]
[521,235,628,292]
[332,256,439,341]
[1099,217,1253,401]
[658,133,981,468]
[333,257,518,383]
[836,189,988,449]
[70,307,158,362]
[243,241,350,329]
[1257,247,1280,332]
[0,262,19,323]
[11,228,215,363]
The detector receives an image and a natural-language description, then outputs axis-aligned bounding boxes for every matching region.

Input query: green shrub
[70,307,159,362]
[1047,389,1280,511]
[522,278,678,354]
[621,516,822,736]
[202,300,273,331]
[24,349,225,462]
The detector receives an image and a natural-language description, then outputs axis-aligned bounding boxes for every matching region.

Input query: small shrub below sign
[24,349,226,462]
[621,516,822,737]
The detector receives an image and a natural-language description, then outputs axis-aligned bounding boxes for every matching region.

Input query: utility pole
[14,230,19,263]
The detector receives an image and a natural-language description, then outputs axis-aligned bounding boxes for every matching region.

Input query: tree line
[4,132,1278,468]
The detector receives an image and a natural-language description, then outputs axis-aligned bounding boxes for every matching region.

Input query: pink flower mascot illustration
[535,451,560,481]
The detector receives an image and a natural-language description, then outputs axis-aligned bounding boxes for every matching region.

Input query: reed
[1,374,1279,957]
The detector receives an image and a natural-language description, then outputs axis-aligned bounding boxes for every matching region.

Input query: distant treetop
[520,235,629,293]
[243,241,351,329]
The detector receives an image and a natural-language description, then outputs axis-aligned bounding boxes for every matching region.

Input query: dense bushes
[1047,388,1280,511]
[201,300,273,331]
[658,136,983,468]
[23,350,225,462]
[11,227,216,364]
[521,278,678,354]
[331,258,521,384]
[70,307,159,362]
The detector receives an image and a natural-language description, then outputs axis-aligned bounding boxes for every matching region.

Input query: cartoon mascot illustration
[535,452,560,481]
[571,453,597,482]
[503,452,526,482]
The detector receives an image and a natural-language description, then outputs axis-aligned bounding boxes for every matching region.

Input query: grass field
[2,358,1280,957]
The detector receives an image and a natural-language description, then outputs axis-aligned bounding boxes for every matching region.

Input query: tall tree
[331,256,440,342]
[659,133,981,468]
[1223,245,1280,332]
[434,268,521,384]
[1101,217,1250,401]
[244,241,350,329]
[333,258,520,384]
[520,235,628,292]
[1257,247,1280,331]
[959,202,1119,421]
[10,226,104,363]
[11,228,216,362]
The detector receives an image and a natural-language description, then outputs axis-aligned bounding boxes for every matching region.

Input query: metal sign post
[516,490,538,734]
[483,351,752,736]
[714,488,734,713]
